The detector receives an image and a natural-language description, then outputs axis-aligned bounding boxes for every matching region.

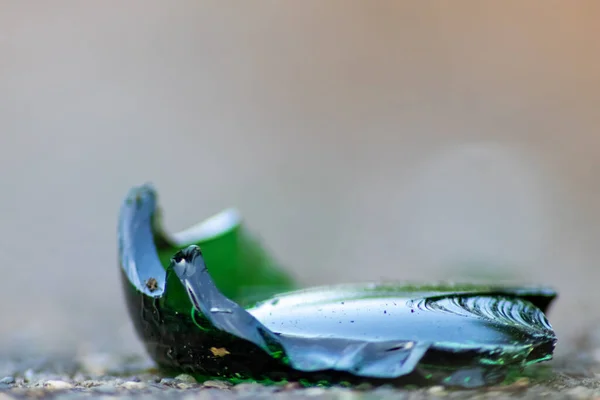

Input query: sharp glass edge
[118,183,167,298]
[170,245,433,379]
[118,183,558,384]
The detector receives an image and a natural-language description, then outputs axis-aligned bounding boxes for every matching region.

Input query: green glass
[118,184,557,388]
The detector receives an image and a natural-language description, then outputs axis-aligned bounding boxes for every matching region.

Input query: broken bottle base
[118,184,558,388]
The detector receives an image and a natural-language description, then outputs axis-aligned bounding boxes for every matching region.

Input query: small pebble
[44,380,74,390]
[175,373,197,384]
[429,385,446,394]
[0,376,15,384]
[177,383,194,389]
[120,380,147,390]
[160,378,177,386]
[203,380,232,390]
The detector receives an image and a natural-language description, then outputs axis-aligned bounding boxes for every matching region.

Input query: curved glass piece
[117,184,558,388]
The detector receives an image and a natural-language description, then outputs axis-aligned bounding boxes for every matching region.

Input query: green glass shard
[118,184,558,388]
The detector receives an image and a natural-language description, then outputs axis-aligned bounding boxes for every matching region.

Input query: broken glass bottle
[118,184,557,388]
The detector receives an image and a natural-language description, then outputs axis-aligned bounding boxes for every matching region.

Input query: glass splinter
[117,184,558,388]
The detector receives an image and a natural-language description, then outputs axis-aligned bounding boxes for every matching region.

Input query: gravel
[2,332,600,400]
[0,373,597,400]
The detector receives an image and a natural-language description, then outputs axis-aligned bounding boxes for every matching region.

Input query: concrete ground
[1,1,600,398]
[1,339,600,399]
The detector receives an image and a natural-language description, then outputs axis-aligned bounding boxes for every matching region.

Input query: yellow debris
[210,347,230,357]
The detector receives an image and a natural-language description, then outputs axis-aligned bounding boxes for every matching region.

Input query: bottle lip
[171,208,242,246]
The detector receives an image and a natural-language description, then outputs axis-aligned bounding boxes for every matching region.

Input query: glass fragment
[118,184,557,388]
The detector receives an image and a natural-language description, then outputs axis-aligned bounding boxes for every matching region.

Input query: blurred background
[1,1,599,360]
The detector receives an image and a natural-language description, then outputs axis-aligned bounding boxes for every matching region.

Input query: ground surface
[2,330,600,400]
[2,2,599,399]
